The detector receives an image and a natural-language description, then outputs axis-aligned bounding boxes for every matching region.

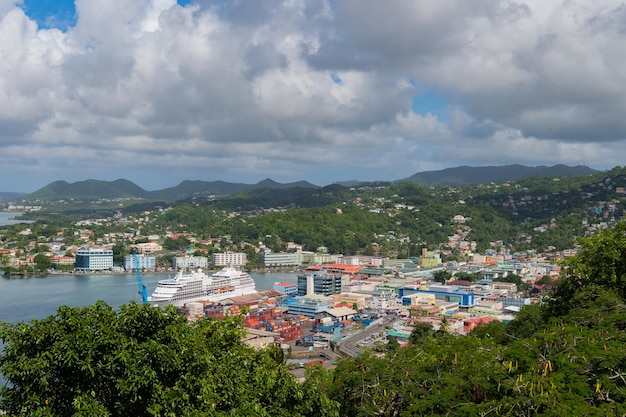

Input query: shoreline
[3,266,304,278]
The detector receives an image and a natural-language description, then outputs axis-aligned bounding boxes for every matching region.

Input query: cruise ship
[148,265,257,306]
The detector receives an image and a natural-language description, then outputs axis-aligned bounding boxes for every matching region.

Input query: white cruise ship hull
[148,266,257,307]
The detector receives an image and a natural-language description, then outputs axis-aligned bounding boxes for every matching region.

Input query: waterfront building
[172,256,208,270]
[123,254,156,271]
[297,268,346,296]
[75,247,114,271]
[260,251,302,267]
[212,252,247,267]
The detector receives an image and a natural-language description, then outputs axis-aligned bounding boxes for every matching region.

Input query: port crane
[133,248,149,304]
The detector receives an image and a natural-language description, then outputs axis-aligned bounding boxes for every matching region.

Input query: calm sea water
[0,271,297,325]
[0,211,31,226]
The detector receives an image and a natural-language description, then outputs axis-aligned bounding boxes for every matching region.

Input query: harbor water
[0,271,297,325]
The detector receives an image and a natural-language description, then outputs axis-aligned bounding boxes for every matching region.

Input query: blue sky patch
[20,0,192,31]
[330,72,342,84]
[20,0,77,31]
[411,91,449,122]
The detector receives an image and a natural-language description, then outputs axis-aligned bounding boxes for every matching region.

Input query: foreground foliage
[0,302,339,417]
[329,289,626,416]
[324,223,626,416]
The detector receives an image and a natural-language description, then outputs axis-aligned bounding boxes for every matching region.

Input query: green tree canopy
[551,221,626,315]
[0,302,339,417]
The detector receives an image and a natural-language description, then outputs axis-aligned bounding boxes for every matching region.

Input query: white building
[336,255,385,267]
[260,251,302,267]
[123,254,156,271]
[173,256,209,270]
[212,252,247,267]
[75,247,113,271]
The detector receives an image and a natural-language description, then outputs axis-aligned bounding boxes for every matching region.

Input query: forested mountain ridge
[16,166,626,255]
[24,178,320,202]
[156,166,626,254]
[401,164,598,186]
[18,164,598,202]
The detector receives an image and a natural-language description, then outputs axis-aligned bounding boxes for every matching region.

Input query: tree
[432,270,451,284]
[34,253,51,271]
[163,236,190,251]
[408,322,434,344]
[386,336,400,353]
[551,221,626,315]
[0,301,339,417]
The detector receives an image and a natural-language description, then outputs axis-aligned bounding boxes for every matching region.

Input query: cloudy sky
[0,0,624,192]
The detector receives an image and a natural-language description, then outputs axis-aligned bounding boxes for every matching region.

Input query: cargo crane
[133,249,149,304]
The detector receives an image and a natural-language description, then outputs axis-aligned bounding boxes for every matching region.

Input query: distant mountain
[334,180,363,187]
[152,178,319,201]
[27,179,152,200]
[25,178,320,202]
[18,165,599,202]
[0,192,28,202]
[254,178,318,189]
[150,180,252,201]
[401,164,599,186]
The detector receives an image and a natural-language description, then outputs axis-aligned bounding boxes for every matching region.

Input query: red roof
[274,282,296,287]
[321,264,364,274]
[464,317,496,325]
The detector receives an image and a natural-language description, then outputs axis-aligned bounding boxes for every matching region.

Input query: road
[338,315,398,357]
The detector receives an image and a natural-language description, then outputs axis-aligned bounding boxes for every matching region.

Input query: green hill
[402,164,598,186]
[25,178,320,203]
[27,179,152,200]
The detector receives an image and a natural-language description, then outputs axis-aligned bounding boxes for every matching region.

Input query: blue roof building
[400,285,475,308]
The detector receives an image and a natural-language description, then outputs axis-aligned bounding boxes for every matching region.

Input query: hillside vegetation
[15,166,626,255]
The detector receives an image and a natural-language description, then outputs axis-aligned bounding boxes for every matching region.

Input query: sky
[1,0,625,192]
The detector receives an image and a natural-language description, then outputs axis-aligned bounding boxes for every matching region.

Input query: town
[0,207,566,369]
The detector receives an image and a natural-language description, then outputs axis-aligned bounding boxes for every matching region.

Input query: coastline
[6,265,304,277]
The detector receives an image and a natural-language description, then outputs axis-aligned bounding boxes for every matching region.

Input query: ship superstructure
[148,265,257,306]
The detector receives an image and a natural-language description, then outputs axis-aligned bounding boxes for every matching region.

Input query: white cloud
[0,0,625,191]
